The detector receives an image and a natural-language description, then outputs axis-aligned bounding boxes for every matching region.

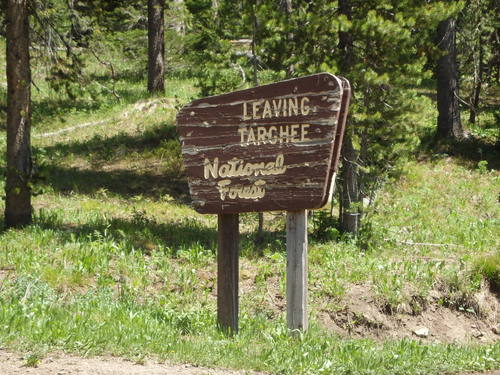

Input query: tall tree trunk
[171,0,186,34]
[338,0,360,235]
[339,134,360,234]
[67,0,80,45]
[284,0,294,77]
[5,0,32,228]
[469,33,484,124]
[251,0,259,87]
[338,0,353,67]
[436,17,464,139]
[148,0,165,93]
[251,0,265,244]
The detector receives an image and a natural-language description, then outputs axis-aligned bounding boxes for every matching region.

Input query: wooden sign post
[286,210,308,331]
[177,73,350,334]
[217,213,239,334]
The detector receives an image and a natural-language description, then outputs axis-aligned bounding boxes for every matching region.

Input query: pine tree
[148,0,165,93]
[185,0,461,235]
[436,12,464,139]
[184,0,249,96]
[256,0,458,234]
[457,0,498,125]
[5,0,32,227]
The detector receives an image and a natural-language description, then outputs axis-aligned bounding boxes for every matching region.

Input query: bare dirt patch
[0,350,263,375]
[317,283,500,343]
[236,267,500,344]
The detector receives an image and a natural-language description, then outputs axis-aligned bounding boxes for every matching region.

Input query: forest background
[0,1,498,374]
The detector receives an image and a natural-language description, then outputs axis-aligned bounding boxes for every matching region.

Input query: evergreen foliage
[456,0,499,123]
[255,0,463,226]
[1,0,496,234]
[180,0,475,232]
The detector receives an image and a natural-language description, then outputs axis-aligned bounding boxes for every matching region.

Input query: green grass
[0,116,497,373]
[0,35,499,375]
[474,253,500,292]
[0,273,498,375]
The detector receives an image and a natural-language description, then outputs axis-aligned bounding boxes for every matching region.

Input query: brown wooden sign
[177,73,350,214]
[323,77,351,205]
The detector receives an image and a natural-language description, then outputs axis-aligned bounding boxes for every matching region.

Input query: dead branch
[386,239,464,248]
[89,48,121,100]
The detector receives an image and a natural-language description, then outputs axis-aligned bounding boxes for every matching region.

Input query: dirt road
[0,350,260,375]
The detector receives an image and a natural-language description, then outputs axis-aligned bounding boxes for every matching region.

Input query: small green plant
[311,210,340,242]
[477,160,489,174]
[23,352,42,368]
[177,242,213,265]
[474,253,500,292]
[131,207,154,227]
[255,261,274,284]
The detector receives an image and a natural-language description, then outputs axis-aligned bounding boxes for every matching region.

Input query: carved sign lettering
[177,73,350,214]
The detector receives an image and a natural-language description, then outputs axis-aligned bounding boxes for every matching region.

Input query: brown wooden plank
[321,77,352,206]
[177,73,349,214]
[331,77,351,177]
[217,213,239,334]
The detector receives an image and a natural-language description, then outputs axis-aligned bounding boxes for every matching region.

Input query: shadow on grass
[240,229,286,258]
[41,164,189,202]
[31,86,148,127]
[39,122,178,159]
[32,122,186,201]
[33,208,217,255]
[0,199,285,258]
[33,207,287,258]
[418,130,499,171]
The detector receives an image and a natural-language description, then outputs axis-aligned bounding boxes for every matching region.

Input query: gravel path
[0,350,260,375]
[1,349,499,375]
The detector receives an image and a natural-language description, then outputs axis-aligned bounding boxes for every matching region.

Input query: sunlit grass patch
[473,253,500,292]
[0,274,498,374]
[369,160,498,253]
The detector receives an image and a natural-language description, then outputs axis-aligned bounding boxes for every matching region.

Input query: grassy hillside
[0,38,498,374]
